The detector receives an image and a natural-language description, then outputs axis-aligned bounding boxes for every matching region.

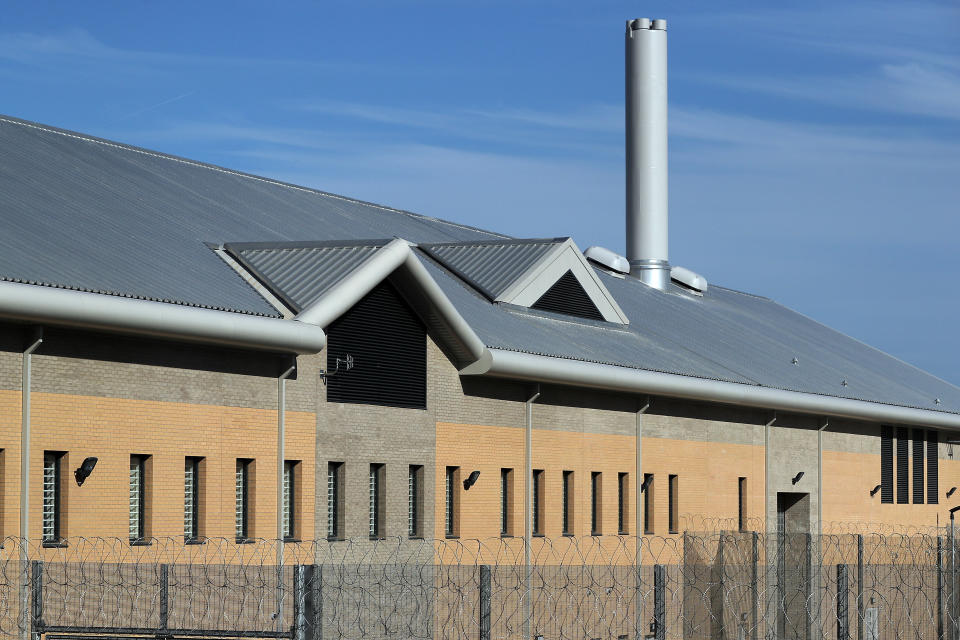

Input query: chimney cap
[651,19,667,31]
[628,18,651,31]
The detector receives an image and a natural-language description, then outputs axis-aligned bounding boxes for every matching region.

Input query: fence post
[837,564,849,640]
[480,564,491,640]
[751,531,759,640]
[293,564,322,640]
[30,560,42,636]
[159,563,169,630]
[856,534,864,640]
[939,536,945,640]
[654,564,665,640]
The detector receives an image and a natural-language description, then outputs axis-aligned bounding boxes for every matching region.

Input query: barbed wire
[2,532,960,638]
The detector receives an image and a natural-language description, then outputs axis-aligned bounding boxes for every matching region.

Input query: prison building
[0,20,959,556]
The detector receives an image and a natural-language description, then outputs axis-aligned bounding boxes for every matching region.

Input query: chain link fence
[2,531,960,639]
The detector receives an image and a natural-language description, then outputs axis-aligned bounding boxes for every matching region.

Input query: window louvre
[928,431,939,504]
[235,459,250,541]
[500,468,512,536]
[129,456,146,541]
[42,452,61,543]
[326,281,426,409]
[896,427,909,504]
[369,463,384,538]
[880,426,893,503]
[327,462,342,539]
[913,431,925,504]
[668,474,679,534]
[408,465,422,538]
[562,471,573,536]
[738,477,747,532]
[445,466,458,537]
[532,469,544,536]
[283,461,297,540]
[184,457,201,540]
[643,474,654,535]
[618,472,629,534]
[531,270,605,321]
[591,472,602,535]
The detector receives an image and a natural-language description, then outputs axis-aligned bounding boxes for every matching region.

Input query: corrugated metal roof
[3,113,960,415]
[0,115,504,316]
[420,239,563,300]
[224,241,388,313]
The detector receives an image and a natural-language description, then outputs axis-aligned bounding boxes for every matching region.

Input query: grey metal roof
[224,241,388,313]
[420,239,563,300]
[0,115,504,316]
[3,113,960,415]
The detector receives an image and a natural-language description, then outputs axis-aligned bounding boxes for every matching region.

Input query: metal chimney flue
[625,18,670,289]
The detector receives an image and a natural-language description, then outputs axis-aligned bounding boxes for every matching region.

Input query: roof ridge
[0,113,509,240]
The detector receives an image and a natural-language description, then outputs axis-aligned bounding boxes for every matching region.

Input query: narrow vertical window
[408,465,423,538]
[42,452,62,543]
[236,459,251,541]
[184,457,201,541]
[369,463,384,538]
[445,466,459,537]
[912,431,924,504]
[327,462,343,539]
[896,427,909,504]
[643,474,654,535]
[880,426,893,503]
[591,471,602,535]
[928,430,939,504]
[532,469,544,536]
[618,472,629,534]
[562,470,574,536]
[129,455,147,542]
[738,477,747,532]
[500,468,513,536]
[668,474,679,534]
[283,460,298,540]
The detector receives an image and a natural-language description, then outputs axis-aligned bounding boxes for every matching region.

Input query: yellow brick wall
[0,390,315,544]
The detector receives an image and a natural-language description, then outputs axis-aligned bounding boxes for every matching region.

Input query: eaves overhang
[461,347,960,430]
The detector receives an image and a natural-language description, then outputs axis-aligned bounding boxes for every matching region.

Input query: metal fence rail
[2,532,960,639]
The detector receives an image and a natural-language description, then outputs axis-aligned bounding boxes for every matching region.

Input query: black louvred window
[531,270,604,321]
[896,427,909,504]
[326,281,426,409]
[913,430,924,504]
[928,430,939,504]
[880,426,893,504]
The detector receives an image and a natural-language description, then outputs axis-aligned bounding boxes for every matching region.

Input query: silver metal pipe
[635,398,650,554]
[461,348,960,430]
[524,385,540,640]
[0,280,326,354]
[19,329,42,640]
[276,363,296,630]
[626,18,670,288]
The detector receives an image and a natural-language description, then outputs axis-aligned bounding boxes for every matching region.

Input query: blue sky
[3,1,960,384]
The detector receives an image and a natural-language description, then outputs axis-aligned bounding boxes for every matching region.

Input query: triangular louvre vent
[531,270,605,321]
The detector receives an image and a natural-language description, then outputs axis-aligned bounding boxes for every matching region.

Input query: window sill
[500,534,514,538]
[562,533,575,537]
[408,536,424,540]
[590,532,602,537]
[618,531,629,536]
[283,538,301,544]
[532,533,545,538]
[235,538,255,545]
[326,536,343,542]
[129,538,152,547]
[668,531,679,535]
[445,535,459,539]
[184,537,206,546]
[42,540,68,549]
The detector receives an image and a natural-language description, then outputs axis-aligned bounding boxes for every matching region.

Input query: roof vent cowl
[671,266,708,293]
[585,246,630,274]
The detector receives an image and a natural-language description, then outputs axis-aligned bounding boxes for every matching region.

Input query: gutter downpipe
[765,413,776,536]
[460,349,960,431]
[524,385,541,640]
[817,419,829,537]
[20,328,42,640]
[636,398,651,552]
[275,362,296,631]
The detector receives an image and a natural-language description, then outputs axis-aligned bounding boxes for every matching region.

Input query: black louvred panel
[531,270,604,321]
[326,281,426,409]
[912,430,924,504]
[880,426,893,504]
[896,427,909,504]
[928,430,939,504]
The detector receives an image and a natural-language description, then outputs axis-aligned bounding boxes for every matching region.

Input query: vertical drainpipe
[764,412,776,534]
[275,359,296,631]
[817,419,829,536]
[524,384,540,640]
[19,328,42,640]
[635,398,651,555]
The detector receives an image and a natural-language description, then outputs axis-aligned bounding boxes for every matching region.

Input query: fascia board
[496,239,630,324]
[461,348,960,431]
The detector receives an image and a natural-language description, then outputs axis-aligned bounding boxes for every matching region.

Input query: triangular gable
[531,270,605,321]
[423,238,628,324]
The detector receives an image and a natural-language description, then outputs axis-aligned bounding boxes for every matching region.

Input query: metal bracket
[319,354,354,384]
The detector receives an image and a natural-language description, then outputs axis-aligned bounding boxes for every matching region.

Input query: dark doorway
[777,492,811,640]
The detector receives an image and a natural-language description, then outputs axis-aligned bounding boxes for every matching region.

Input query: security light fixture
[74,457,98,486]
[870,484,882,497]
[463,470,481,491]
[792,472,804,485]
[948,487,957,498]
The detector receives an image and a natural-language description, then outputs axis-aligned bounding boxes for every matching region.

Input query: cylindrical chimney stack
[625,18,670,289]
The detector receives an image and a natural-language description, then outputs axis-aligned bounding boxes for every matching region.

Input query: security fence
[1,531,960,639]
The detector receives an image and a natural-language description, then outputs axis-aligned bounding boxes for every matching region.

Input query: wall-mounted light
[948,487,957,498]
[74,457,98,486]
[463,470,481,491]
[869,484,881,497]
[792,472,804,485]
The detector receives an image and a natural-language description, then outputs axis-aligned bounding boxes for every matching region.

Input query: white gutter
[0,280,326,354]
[461,349,960,430]
[295,239,488,363]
